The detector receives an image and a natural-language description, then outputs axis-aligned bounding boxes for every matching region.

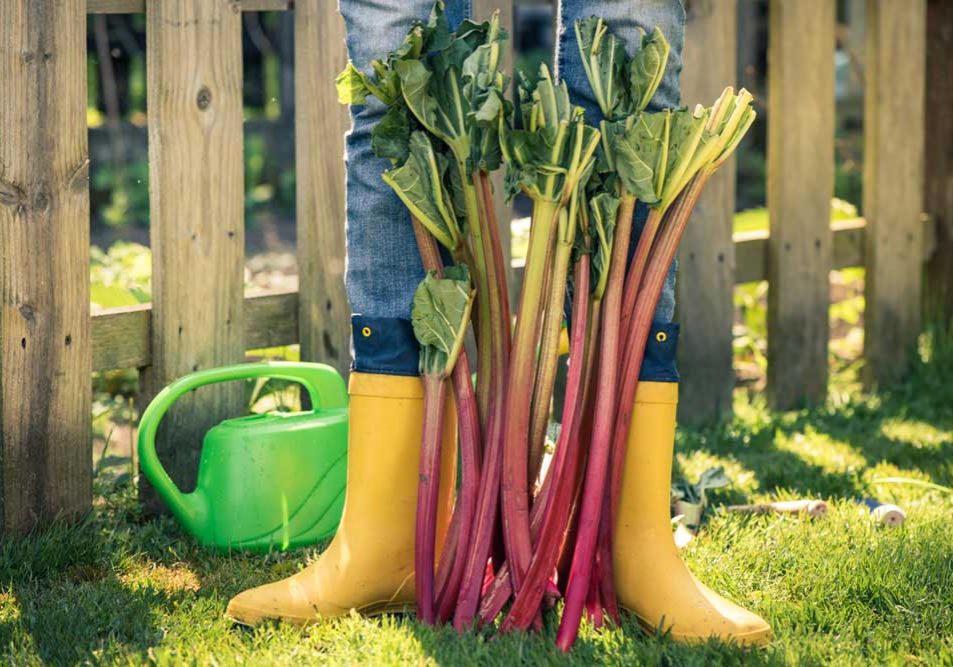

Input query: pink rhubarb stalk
[555,194,636,651]
[416,372,448,624]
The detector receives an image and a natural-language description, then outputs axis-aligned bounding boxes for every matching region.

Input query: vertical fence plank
[676,0,737,424]
[923,0,953,324]
[0,1,91,533]
[142,0,245,508]
[864,0,926,387]
[473,0,516,302]
[766,0,835,408]
[295,1,351,375]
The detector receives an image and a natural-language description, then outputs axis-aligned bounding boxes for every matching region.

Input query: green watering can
[137,362,349,552]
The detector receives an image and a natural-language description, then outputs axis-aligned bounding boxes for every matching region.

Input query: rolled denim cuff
[351,315,420,377]
[638,322,680,382]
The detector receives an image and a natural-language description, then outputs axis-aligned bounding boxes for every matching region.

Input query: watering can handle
[136,362,347,527]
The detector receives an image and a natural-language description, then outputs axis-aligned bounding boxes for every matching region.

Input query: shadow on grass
[676,338,953,505]
[0,482,273,664]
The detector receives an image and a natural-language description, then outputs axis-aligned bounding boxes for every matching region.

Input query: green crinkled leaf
[412,266,475,377]
[371,105,412,165]
[574,18,670,120]
[574,16,630,119]
[336,3,450,109]
[629,27,670,113]
[531,64,573,129]
[612,111,669,203]
[335,63,372,105]
[382,131,460,251]
[503,66,601,203]
[588,191,619,300]
[659,108,709,207]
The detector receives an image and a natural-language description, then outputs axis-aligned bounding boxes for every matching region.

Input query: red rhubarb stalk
[619,207,664,337]
[501,255,590,631]
[555,194,636,651]
[608,175,708,527]
[416,373,448,624]
[498,198,561,596]
[409,217,482,625]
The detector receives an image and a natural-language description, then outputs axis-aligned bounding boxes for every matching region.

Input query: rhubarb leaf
[382,131,461,251]
[412,265,475,377]
[574,18,670,120]
[628,27,670,113]
[372,105,412,166]
[611,111,669,203]
[574,16,630,120]
[503,66,601,203]
[659,108,709,208]
[588,191,620,300]
[335,62,373,105]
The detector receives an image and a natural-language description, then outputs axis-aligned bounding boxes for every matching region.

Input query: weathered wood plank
[676,0,737,424]
[923,0,953,324]
[735,218,870,284]
[88,0,291,14]
[92,304,152,371]
[514,216,931,285]
[91,291,299,371]
[864,0,927,387]
[766,0,835,408]
[0,0,92,534]
[142,0,246,505]
[294,1,351,374]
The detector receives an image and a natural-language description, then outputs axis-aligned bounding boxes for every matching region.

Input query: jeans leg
[554,0,686,324]
[339,0,470,374]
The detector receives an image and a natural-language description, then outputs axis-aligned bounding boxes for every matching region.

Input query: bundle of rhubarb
[337,2,754,651]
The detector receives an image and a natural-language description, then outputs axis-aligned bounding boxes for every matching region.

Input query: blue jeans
[340,0,684,376]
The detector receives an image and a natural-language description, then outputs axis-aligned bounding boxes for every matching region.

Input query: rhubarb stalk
[411,267,475,624]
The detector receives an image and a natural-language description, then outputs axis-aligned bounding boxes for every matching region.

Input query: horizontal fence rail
[87,0,292,13]
[91,217,936,374]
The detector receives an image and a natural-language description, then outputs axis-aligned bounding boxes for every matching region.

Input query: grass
[3,329,953,666]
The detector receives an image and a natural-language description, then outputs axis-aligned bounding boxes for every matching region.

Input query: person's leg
[226,0,469,626]
[343,0,471,374]
[554,1,771,644]
[554,0,683,322]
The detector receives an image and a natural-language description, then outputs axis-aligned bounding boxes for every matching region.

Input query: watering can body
[138,362,348,552]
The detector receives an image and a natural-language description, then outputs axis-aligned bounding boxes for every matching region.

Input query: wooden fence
[0,0,944,535]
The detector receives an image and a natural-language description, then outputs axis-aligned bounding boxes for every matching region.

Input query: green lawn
[3,329,952,666]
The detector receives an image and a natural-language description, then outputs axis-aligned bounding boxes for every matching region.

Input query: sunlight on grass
[119,562,201,595]
[880,418,952,450]
[0,591,20,623]
[774,428,867,476]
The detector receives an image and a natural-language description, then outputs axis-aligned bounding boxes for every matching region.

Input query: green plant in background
[92,160,151,229]
[90,241,152,309]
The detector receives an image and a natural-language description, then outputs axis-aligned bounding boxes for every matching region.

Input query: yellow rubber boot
[614,381,772,645]
[225,372,456,626]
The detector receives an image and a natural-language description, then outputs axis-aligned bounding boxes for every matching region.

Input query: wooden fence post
[864,0,926,387]
[766,0,835,409]
[141,0,246,509]
[0,1,92,534]
[676,0,737,424]
[923,0,953,325]
[295,0,351,375]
